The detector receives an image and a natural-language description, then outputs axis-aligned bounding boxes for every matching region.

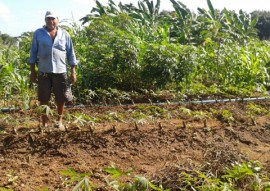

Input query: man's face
[45,17,58,30]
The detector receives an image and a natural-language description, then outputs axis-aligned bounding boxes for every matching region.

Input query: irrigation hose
[1,96,270,113]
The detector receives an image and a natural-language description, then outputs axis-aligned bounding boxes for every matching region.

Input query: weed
[179,107,210,121]
[104,166,169,191]
[5,170,19,188]
[192,110,210,121]
[59,167,95,190]
[0,188,14,191]
[66,112,96,128]
[35,105,54,116]
[178,161,270,190]
[180,171,233,190]
[136,105,167,117]
[179,107,192,116]
[131,110,148,120]
[223,160,270,190]
[220,109,235,125]
[246,103,269,116]
[108,112,126,122]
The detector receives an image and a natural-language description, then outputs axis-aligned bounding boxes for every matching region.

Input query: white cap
[45,11,57,19]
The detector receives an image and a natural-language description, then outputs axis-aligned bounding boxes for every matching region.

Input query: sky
[1,0,270,37]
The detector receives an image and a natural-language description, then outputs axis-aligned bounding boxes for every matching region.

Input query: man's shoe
[55,121,66,131]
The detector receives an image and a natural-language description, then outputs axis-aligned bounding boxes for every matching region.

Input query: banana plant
[80,0,107,24]
[80,0,133,24]
[129,0,161,26]
[223,9,258,40]
[197,0,225,41]
[169,0,200,44]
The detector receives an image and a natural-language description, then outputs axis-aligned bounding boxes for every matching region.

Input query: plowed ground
[1,101,270,190]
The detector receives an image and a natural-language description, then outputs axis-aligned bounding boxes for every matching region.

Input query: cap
[45,11,57,19]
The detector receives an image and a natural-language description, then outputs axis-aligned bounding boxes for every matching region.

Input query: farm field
[3,0,270,190]
[0,101,270,190]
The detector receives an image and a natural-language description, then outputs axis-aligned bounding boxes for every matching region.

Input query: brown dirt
[1,101,270,190]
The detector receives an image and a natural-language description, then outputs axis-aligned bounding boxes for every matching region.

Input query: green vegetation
[2,161,268,191]
[1,0,270,108]
[1,0,270,190]
[104,166,169,191]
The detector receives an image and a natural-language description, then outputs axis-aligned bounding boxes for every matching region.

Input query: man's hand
[70,72,77,84]
[30,71,37,83]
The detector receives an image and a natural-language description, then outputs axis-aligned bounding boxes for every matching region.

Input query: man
[29,11,77,130]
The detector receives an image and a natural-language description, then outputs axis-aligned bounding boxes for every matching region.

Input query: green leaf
[207,0,215,19]
[59,167,78,177]
[104,167,123,178]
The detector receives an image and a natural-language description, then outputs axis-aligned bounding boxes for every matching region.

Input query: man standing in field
[29,11,77,130]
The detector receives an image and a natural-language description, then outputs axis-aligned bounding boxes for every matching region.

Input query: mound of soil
[0,101,270,190]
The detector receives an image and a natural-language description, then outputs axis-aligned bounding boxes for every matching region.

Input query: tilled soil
[0,101,270,190]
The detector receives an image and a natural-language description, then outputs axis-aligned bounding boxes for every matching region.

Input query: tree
[251,10,270,40]
[0,33,17,46]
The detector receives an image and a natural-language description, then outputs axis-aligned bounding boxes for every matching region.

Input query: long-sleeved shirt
[29,26,77,73]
